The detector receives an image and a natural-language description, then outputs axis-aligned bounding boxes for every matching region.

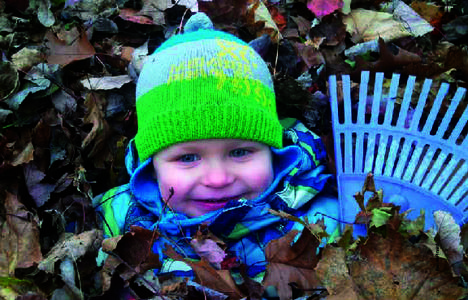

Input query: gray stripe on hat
[136,38,273,99]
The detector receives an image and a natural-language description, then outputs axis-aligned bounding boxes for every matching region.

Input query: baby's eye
[177,154,200,163]
[230,148,251,157]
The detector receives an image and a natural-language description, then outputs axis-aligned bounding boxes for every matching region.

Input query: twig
[178,8,190,34]
[314,212,355,225]
[273,40,279,77]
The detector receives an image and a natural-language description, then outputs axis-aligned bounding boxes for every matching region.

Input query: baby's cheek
[159,171,191,201]
[252,164,274,190]
[157,177,175,202]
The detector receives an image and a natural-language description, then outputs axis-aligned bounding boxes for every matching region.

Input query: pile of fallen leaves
[1,0,468,298]
[93,174,468,300]
[8,173,468,299]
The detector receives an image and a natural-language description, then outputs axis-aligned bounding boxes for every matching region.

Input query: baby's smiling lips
[193,194,245,203]
[191,194,248,213]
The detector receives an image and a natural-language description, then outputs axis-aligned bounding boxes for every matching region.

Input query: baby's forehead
[171,139,264,150]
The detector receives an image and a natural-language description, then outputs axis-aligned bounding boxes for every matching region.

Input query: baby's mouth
[194,194,245,203]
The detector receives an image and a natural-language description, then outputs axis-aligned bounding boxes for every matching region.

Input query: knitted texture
[135,13,283,162]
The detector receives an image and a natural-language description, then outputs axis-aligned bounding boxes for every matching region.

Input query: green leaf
[344,59,356,68]
[337,225,354,251]
[370,207,392,228]
[400,210,425,236]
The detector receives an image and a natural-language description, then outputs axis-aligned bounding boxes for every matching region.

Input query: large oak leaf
[164,245,244,300]
[263,229,321,300]
[315,246,359,299]
[349,229,466,299]
[0,190,42,276]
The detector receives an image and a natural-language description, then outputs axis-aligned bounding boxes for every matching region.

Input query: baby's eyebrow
[175,141,256,152]
[175,146,203,152]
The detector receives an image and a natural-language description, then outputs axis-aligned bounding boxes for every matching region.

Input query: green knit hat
[135,12,283,162]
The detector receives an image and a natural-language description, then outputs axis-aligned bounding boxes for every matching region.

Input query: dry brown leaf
[315,246,359,299]
[164,245,244,299]
[0,190,42,276]
[38,229,103,273]
[23,162,56,207]
[119,8,154,25]
[0,61,19,100]
[10,142,34,166]
[120,46,135,62]
[434,211,464,264]
[349,229,466,299]
[45,29,95,66]
[198,0,250,34]
[268,4,287,32]
[101,226,161,292]
[290,15,310,37]
[293,42,326,71]
[355,37,422,74]
[190,238,226,269]
[139,0,167,26]
[343,9,410,43]
[104,226,160,271]
[461,223,468,254]
[321,41,352,75]
[11,48,44,71]
[81,92,111,157]
[411,1,443,23]
[263,229,321,300]
[309,14,347,47]
[245,0,281,42]
[81,75,133,91]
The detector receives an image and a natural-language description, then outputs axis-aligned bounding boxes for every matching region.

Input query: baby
[94,12,340,283]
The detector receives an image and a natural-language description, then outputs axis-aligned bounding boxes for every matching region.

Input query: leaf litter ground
[1,0,468,298]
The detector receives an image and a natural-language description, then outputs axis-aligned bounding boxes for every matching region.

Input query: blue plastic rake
[329,71,468,233]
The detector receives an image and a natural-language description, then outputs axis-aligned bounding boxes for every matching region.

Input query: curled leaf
[190,238,226,270]
[0,190,43,276]
[0,61,19,101]
[164,245,244,300]
[263,229,321,299]
[38,229,103,273]
[434,210,464,264]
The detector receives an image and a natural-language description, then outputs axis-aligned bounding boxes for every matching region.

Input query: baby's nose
[201,162,235,188]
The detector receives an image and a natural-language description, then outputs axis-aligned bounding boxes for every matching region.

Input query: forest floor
[1,0,468,299]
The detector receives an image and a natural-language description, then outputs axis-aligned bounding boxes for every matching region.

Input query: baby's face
[152,139,274,217]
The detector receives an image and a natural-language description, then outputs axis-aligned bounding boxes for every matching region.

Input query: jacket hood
[124,119,332,237]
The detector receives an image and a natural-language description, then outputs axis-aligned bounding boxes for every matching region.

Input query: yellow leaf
[343,9,410,43]
[248,0,282,42]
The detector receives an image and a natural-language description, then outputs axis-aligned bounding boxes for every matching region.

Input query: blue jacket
[93,119,341,282]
